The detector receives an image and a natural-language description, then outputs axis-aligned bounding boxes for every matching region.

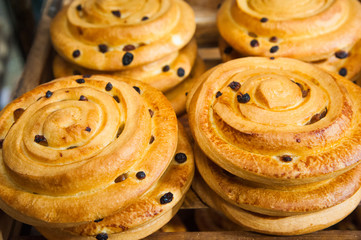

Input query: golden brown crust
[219,36,361,83]
[218,37,244,63]
[52,42,206,116]
[53,52,204,117]
[36,123,194,238]
[165,56,206,115]
[217,0,361,81]
[37,198,184,240]
[0,75,178,227]
[195,145,361,216]
[193,172,361,235]
[217,0,361,62]
[50,0,195,71]
[314,38,361,83]
[188,57,361,185]
[53,38,198,92]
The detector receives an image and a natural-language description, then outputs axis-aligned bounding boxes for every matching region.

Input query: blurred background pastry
[50,0,206,115]
[217,0,361,84]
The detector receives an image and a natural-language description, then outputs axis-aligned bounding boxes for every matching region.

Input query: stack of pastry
[188,57,361,235]
[0,75,194,239]
[50,0,205,115]
[217,0,361,83]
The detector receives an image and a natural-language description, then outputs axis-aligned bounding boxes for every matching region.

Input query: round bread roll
[217,0,361,81]
[192,169,361,235]
[0,75,181,228]
[50,0,195,71]
[188,57,361,186]
[36,123,194,239]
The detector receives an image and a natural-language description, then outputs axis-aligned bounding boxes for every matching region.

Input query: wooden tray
[2,0,361,239]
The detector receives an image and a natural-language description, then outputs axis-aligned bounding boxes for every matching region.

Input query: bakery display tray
[2,0,361,239]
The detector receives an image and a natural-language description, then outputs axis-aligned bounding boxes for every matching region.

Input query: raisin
[175,153,187,163]
[160,192,173,204]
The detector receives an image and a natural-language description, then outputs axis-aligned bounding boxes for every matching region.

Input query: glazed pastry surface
[217,0,361,81]
[0,75,179,227]
[51,0,195,70]
[188,57,361,185]
[192,170,361,235]
[53,38,198,92]
[195,145,361,216]
[37,123,194,239]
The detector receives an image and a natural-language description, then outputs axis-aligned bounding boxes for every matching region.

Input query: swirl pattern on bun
[218,0,361,81]
[0,75,184,229]
[188,57,361,185]
[36,123,194,239]
[51,0,195,71]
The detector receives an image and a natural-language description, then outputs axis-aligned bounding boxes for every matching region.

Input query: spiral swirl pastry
[188,57,361,186]
[218,0,361,81]
[50,0,195,71]
[0,75,180,228]
[37,123,194,240]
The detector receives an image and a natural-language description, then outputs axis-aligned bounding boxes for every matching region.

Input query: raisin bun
[50,0,205,115]
[188,57,361,186]
[53,39,198,93]
[218,0,361,82]
[0,75,194,239]
[37,122,193,240]
[188,57,361,235]
[50,0,195,71]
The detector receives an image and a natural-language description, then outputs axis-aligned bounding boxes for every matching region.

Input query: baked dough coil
[0,75,184,229]
[218,0,361,81]
[36,123,194,239]
[51,0,195,71]
[188,57,361,186]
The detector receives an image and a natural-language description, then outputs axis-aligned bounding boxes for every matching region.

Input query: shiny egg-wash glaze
[218,0,361,83]
[188,57,361,235]
[0,75,194,239]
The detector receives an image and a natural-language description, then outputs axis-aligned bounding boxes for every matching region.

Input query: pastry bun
[0,75,189,230]
[51,0,196,71]
[217,0,361,81]
[188,57,361,186]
